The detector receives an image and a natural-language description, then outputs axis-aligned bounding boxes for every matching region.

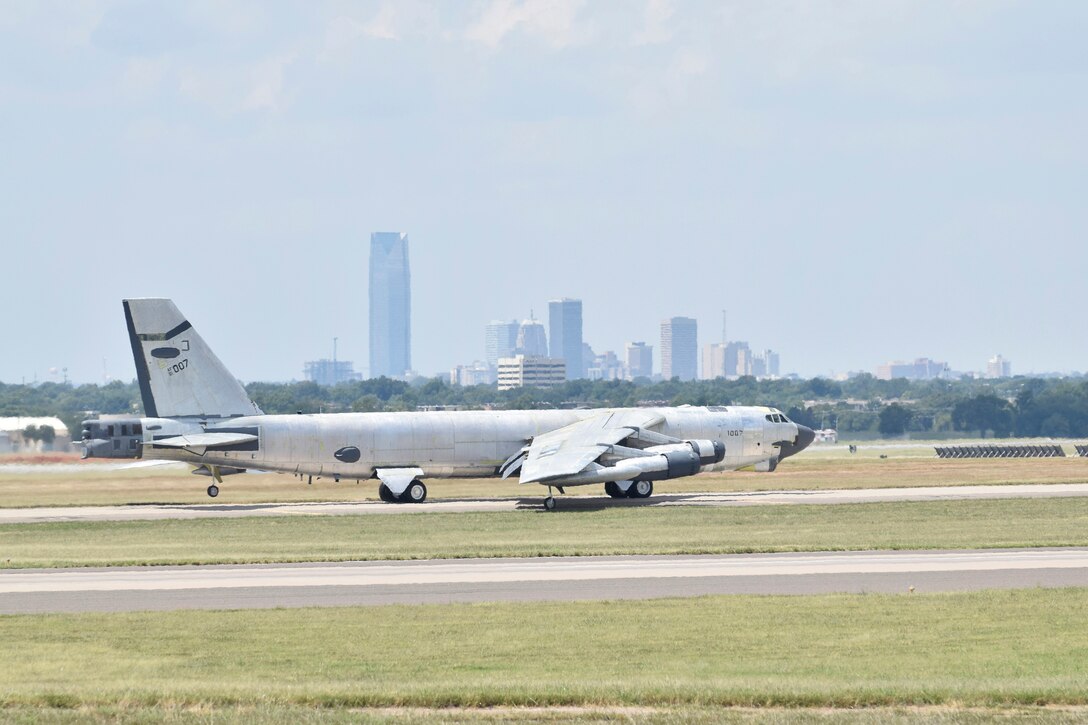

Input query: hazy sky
[2,1,1085,385]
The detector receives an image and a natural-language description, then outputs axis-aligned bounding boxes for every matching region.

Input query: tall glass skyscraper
[369,232,411,379]
[548,298,583,380]
[485,320,520,367]
[661,316,698,381]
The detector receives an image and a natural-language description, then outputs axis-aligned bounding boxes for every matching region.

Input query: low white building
[450,361,496,386]
[497,355,566,391]
[0,417,70,453]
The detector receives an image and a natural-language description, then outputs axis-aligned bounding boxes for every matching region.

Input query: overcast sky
[2,1,1085,385]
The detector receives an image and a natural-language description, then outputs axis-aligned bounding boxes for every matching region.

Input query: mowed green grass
[6,706,1088,725]
[2,589,1087,711]
[1,447,1086,508]
[3,497,1088,569]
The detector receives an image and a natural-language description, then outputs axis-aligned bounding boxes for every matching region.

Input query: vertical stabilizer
[124,299,262,418]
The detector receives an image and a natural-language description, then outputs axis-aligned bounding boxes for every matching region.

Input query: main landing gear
[379,480,428,504]
[604,480,653,499]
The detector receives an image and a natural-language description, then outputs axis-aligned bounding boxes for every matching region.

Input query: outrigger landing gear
[206,484,219,498]
[543,485,558,511]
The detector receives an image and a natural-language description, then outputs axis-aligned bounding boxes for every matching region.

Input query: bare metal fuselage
[141,406,795,484]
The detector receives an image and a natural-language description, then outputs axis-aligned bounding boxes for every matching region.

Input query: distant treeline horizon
[3,374,1088,442]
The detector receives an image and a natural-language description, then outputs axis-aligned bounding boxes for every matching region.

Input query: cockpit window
[766,413,791,423]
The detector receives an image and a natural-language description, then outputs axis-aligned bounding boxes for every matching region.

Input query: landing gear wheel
[206,484,219,498]
[628,480,653,499]
[604,481,625,499]
[543,496,557,511]
[378,483,396,503]
[400,480,427,503]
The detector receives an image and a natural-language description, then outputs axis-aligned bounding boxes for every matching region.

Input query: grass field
[6,705,1088,724]
[3,497,1087,568]
[1,450,1086,508]
[1,589,1087,713]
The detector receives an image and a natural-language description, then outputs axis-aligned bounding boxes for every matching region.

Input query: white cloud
[121,57,170,94]
[465,0,590,49]
[177,52,296,114]
[242,53,296,112]
[632,0,674,45]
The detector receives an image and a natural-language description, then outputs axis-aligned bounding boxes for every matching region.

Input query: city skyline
[2,3,1085,385]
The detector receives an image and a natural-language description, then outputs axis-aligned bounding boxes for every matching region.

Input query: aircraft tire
[207,485,219,498]
[604,481,625,499]
[543,496,557,511]
[628,480,653,499]
[378,484,396,503]
[400,480,427,503]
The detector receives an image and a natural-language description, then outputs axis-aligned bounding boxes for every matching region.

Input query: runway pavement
[3,482,1088,524]
[2,548,1086,613]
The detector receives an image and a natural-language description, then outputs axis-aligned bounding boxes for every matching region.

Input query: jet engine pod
[688,439,726,465]
[641,448,701,481]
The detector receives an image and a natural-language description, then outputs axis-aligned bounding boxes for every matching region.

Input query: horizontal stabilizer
[149,432,258,449]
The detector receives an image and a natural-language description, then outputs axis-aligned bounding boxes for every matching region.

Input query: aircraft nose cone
[779,425,816,460]
[796,424,816,452]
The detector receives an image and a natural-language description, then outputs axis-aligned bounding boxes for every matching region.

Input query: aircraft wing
[519,410,665,484]
[149,432,259,449]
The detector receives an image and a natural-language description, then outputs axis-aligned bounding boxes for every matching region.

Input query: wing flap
[519,410,665,484]
[149,432,259,449]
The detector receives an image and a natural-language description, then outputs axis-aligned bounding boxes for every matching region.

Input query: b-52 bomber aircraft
[82,299,815,509]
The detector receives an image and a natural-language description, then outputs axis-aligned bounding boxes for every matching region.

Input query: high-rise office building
[485,320,519,367]
[724,341,750,378]
[661,317,698,381]
[986,354,1012,379]
[763,349,780,378]
[369,232,411,379]
[701,343,727,379]
[516,318,549,357]
[548,298,583,380]
[625,342,653,380]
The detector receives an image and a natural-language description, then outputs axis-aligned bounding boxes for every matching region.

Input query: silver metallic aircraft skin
[83,299,815,507]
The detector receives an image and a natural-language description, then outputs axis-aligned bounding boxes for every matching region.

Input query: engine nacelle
[688,439,726,465]
[638,447,701,481]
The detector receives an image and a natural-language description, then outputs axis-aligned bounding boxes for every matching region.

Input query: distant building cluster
[303,359,362,386]
[702,342,779,380]
[301,233,798,389]
[465,307,783,388]
[875,358,949,381]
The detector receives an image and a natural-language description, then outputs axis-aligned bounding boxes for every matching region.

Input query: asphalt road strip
[3,483,1088,524]
[2,549,1087,613]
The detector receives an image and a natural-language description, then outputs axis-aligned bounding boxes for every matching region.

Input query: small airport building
[0,417,70,454]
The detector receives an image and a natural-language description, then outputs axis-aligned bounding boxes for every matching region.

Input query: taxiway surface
[2,483,1087,524]
[2,548,1086,613]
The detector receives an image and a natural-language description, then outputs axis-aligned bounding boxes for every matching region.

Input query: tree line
[2,374,1087,441]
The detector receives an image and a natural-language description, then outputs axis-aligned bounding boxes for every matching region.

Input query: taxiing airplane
[82,299,815,509]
